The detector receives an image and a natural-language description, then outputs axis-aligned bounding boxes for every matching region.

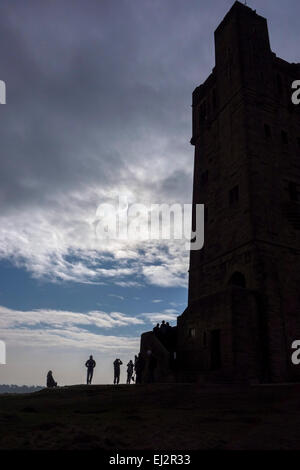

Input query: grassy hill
[0,382,300,450]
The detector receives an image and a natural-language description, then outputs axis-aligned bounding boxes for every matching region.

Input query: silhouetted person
[113,358,123,384]
[127,360,134,384]
[163,321,172,348]
[135,353,145,384]
[46,370,57,388]
[147,350,157,383]
[85,355,96,384]
[160,320,167,335]
[153,323,160,335]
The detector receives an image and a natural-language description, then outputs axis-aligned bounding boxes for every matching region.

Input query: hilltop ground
[0,382,299,450]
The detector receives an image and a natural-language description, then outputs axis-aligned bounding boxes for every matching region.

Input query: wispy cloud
[108,294,125,301]
[0,305,142,353]
[0,305,144,331]
[2,327,140,352]
[141,308,179,324]
[0,192,190,287]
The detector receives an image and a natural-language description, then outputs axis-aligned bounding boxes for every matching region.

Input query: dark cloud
[0,0,215,211]
[0,0,298,280]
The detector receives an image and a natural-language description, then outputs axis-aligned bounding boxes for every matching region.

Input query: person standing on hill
[126,360,134,384]
[85,355,96,385]
[113,358,123,384]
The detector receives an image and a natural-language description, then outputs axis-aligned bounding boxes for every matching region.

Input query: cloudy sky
[0,0,299,385]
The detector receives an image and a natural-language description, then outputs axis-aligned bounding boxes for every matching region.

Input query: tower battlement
[141,2,300,384]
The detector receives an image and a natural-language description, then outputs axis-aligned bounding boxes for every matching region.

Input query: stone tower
[176,1,300,383]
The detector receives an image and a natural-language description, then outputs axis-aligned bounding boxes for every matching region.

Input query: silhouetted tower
[177,1,300,382]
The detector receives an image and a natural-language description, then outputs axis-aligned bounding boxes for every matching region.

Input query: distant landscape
[0,385,43,394]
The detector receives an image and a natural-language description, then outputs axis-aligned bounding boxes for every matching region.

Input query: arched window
[229,271,246,288]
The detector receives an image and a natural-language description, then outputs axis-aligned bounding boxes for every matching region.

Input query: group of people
[46,352,148,388]
[112,354,147,385]
[46,322,169,388]
[87,355,139,386]
[153,320,172,337]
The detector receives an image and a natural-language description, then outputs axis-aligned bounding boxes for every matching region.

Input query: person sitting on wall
[46,370,57,388]
[153,323,160,336]
[160,320,167,335]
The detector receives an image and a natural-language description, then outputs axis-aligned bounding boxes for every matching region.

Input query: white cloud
[2,327,140,351]
[0,187,190,288]
[169,301,185,307]
[0,305,144,331]
[142,263,188,287]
